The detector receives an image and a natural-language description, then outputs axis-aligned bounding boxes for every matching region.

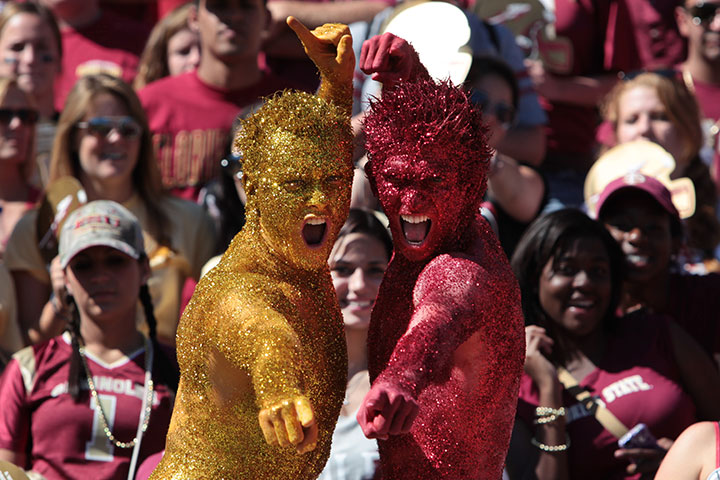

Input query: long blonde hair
[134,3,194,90]
[0,77,37,182]
[49,74,171,246]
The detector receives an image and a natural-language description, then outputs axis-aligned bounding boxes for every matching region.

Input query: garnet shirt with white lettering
[517,313,696,480]
[0,334,173,480]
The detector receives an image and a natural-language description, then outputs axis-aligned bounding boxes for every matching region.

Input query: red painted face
[375,154,465,262]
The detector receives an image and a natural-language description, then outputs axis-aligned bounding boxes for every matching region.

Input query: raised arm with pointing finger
[149,18,354,480]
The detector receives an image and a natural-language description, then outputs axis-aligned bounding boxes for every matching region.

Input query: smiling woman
[506,208,720,480]
[595,173,720,373]
[319,208,391,480]
[4,74,216,348]
[0,200,177,480]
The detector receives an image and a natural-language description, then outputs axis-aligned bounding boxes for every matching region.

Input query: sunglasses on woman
[685,2,720,26]
[76,116,142,139]
[470,89,516,129]
[0,108,39,125]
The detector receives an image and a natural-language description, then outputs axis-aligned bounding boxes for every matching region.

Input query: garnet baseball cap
[59,200,145,269]
[584,140,695,219]
[596,173,680,220]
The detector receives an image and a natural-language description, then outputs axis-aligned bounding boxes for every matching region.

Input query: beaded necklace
[79,337,154,449]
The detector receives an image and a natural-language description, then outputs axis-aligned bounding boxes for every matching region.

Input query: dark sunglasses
[76,116,142,139]
[685,2,720,26]
[470,90,515,129]
[0,108,39,125]
[618,68,680,82]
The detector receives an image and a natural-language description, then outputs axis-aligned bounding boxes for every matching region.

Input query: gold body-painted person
[150,19,355,479]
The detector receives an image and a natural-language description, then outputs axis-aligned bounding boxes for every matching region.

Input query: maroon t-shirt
[517,313,696,480]
[139,70,297,201]
[621,0,686,69]
[0,336,173,480]
[683,78,720,189]
[54,10,149,112]
[538,0,638,169]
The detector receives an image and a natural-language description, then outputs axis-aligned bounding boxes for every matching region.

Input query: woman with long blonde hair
[5,73,215,348]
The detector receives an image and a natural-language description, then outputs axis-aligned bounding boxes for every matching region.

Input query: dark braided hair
[139,283,179,392]
[66,258,179,402]
[66,297,84,401]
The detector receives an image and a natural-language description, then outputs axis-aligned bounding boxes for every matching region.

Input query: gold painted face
[254,131,352,270]
[237,90,353,270]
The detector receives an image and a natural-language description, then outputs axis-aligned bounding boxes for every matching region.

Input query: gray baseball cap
[59,200,145,269]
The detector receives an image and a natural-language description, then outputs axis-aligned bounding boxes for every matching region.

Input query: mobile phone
[617,423,659,450]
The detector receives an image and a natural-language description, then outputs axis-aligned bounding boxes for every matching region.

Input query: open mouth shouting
[302,215,328,248]
[400,214,431,246]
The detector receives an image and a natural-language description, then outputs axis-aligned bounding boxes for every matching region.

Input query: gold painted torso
[149,235,347,480]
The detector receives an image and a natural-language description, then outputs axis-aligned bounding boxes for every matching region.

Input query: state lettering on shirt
[601,375,653,404]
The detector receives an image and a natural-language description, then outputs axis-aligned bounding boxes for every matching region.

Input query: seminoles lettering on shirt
[152,128,227,189]
[48,375,162,462]
[566,374,653,424]
[49,375,161,406]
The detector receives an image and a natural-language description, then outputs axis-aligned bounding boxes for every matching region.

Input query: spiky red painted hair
[364,77,492,210]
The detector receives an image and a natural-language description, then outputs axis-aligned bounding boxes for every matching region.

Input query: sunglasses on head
[0,108,39,125]
[76,116,142,139]
[685,2,720,26]
[470,90,516,129]
[618,68,680,81]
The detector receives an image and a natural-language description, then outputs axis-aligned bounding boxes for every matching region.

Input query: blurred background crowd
[0,0,720,479]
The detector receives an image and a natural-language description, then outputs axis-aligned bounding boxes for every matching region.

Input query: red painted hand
[357,381,420,440]
[360,32,423,87]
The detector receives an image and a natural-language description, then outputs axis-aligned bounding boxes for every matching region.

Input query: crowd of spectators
[0,0,719,478]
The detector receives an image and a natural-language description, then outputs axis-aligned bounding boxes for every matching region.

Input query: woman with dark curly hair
[506,207,720,480]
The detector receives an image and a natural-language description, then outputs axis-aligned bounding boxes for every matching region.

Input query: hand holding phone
[618,423,659,450]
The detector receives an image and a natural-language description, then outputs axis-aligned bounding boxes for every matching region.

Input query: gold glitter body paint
[149,22,354,477]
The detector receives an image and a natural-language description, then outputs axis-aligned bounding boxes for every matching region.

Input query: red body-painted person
[356,33,525,479]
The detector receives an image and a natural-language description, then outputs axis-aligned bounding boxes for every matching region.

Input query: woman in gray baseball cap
[0,200,177,480]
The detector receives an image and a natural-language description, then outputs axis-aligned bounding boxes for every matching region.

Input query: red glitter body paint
[359,34,525,479]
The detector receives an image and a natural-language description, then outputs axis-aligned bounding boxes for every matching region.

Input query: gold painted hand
[258,395,318,454]
[287,16,354,114]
